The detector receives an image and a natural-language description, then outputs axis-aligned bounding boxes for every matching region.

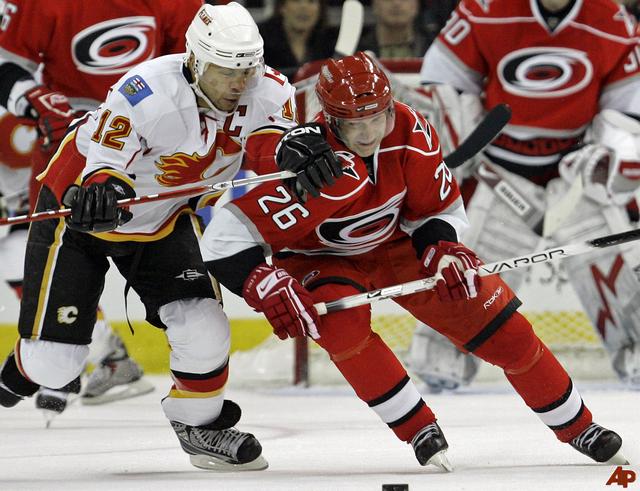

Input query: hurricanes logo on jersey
[497,47,593,98]
[316,191,405,253]
[155,132,242,187]
[71,17,157,75]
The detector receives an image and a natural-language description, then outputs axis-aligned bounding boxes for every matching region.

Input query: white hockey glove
[559,110,640,206]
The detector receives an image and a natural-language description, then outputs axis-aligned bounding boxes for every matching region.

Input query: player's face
[198,63,257,112]
[337,111,389,157]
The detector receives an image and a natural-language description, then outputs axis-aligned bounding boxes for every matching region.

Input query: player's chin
[353,142,378,157]
[218,98,239,112]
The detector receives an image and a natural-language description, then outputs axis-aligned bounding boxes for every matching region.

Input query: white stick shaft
[0,170,295,227]
[334,0,364,57]
[313,228,640,315]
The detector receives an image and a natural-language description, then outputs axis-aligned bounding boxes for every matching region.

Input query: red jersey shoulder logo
[335,151,360,180]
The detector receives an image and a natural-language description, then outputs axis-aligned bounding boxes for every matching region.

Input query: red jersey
[420,0,640,169]
[208,103,467,259]
[0,0,202,105]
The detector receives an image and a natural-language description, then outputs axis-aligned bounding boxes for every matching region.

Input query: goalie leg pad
[160,297,230,426]
[464,178,542,291]
[552,201,640,385]
[612,344,640,388]
[408,323,480,392]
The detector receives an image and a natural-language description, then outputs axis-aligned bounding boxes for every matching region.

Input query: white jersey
[40,54,297,241]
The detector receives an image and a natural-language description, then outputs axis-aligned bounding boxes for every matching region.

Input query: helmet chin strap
[190,72,231,114]
[187,62,237,115]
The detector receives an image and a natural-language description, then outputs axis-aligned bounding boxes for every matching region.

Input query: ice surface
[0,376,637,491]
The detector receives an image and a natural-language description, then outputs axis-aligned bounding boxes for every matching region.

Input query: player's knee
[311,283,371,355]
[472,311,539,370]
[160,297,230,373]
[409,323,480,390]
[18,338,88,389]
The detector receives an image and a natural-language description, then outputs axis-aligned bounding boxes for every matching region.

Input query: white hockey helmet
[185,2,264,76]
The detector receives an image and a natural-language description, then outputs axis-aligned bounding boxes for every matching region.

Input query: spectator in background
[357,0,438,59]
[258,0,338,79]
[618,0,640,18]
[424,0,459,36]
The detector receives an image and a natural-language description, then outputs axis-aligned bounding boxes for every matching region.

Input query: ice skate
[411,422,453,472]
[171,400,268,471]
[81,356,154,405]
[0,381,23,408]
[35,377,81,428]
[570,423,629,465]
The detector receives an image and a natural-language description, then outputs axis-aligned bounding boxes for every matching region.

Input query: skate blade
[38,394,80,428]
[605,449,630,466]
[81,378,154,405]
[427,450,453,472]
[41,409,60,429]
[189,453,269,472]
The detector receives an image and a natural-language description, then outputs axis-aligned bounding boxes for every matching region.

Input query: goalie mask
[185,2,265,112]
[315,52,395,156]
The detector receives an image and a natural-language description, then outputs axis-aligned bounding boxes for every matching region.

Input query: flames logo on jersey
[155,132,242,187]
[497,47,593,98]
[71,17,157,75]
[316,191,405,253]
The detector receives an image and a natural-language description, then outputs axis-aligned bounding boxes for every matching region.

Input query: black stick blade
[445,103,512,168]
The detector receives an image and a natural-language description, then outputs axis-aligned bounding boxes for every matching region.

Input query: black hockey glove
[276,123,342,202]
[62,175,135,233]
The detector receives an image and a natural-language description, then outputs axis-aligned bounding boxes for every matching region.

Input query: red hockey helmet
[315,51,393,121]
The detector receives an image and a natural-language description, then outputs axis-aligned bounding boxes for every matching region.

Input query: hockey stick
[0,170,296,227]
[542,177,583,237]
[334,0,364,58]
[313,227,640,315]
[445,103,512,168]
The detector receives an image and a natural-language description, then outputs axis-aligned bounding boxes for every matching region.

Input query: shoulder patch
[318,151,369,201]
[118,75,153,106]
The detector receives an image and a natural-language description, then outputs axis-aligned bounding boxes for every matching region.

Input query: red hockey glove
[243,264,320,340]
[24,86,79,149]
[421,241,482,302]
